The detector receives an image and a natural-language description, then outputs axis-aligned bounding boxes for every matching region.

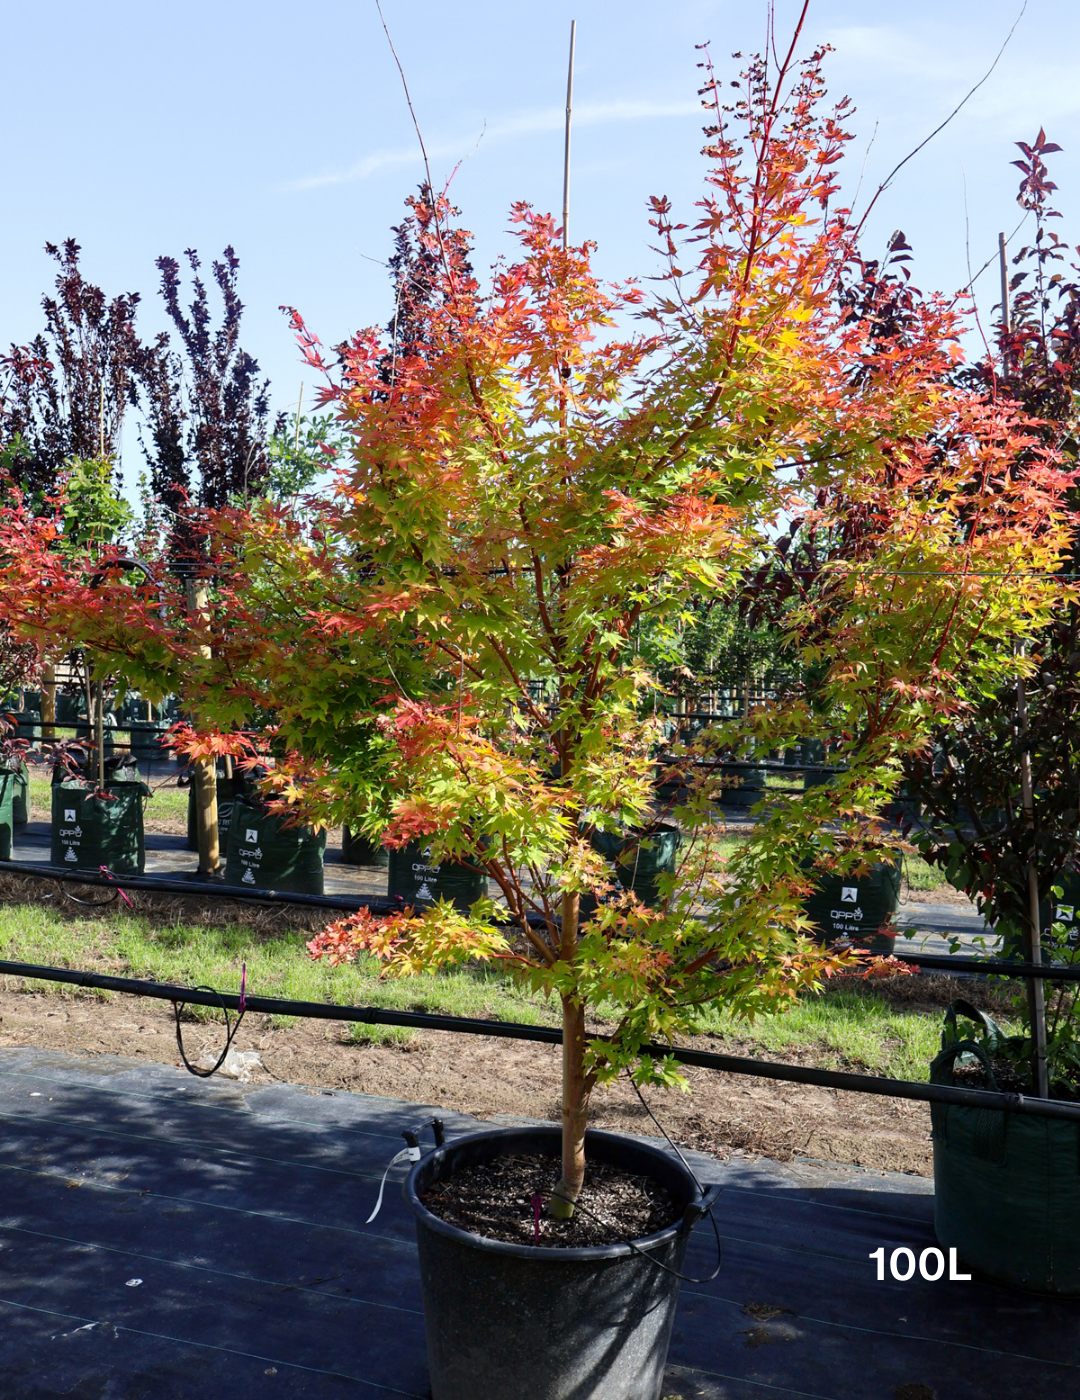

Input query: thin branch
[856,2,1028,227]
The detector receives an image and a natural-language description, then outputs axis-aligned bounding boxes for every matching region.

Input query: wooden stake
[562,20,576,252]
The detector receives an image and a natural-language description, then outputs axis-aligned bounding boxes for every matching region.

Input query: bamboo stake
[562,20,576,252]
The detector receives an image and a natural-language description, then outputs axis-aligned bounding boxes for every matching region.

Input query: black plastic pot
[127,720,168,761]
[801,853,901,955]
[717,762,767,808]
[342,825,390,868]
[387,840,486,913]
[931,1038,1080,1294]
[404,1125,710,1400]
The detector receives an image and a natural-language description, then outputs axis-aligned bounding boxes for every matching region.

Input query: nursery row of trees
[2,39,1080,1201]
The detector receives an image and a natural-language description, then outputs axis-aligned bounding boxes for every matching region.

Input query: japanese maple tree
[6,32,1072,1209]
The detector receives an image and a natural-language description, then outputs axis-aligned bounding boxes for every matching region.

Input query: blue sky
[4,0,1079,492]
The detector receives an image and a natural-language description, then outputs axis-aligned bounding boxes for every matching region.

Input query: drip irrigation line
[2,955,1080,1123]
[1,858,398,916]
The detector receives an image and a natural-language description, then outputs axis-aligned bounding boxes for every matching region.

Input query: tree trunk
[184,579,220,876]
[550,890,590,1219]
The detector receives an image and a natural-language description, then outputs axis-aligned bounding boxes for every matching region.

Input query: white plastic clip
[366,1148,414,1225]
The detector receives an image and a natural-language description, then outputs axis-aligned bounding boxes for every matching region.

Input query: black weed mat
[0,1044,1076,1398]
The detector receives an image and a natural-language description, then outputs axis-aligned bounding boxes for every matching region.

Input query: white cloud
[285,97,702,193]
[823,22,1080,130]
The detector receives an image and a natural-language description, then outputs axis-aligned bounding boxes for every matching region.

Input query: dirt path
[0,983,934,1176]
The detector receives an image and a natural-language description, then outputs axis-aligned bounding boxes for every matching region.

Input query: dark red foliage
[2,240,142,497]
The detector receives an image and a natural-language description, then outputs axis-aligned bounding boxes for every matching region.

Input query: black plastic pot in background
[801,854,902,955]
[342,826,390,868]
[223,797,327,895]
[717,763,767,808]
[387,840,487,913]
[405,1125,709,1400]
[589,824,681,908]
[50,780,148,875]
[882,786,922,824]
[126,720,169,762]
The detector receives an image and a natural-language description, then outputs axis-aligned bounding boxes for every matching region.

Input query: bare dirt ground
[0,980,941,1176]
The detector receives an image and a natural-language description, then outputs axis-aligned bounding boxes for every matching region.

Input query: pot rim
[403,1124,702,1264]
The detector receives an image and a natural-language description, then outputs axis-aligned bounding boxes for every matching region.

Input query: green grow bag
[342,826,390,868]
[186,779,237,852]
[13,710,40,742]
[127,720,168,760]
[55,693,83,726]
[718,763,767,808]
[223,797,327,895]
[0,771,14,860]
[931,1030,1080,1294]
[1040,874,1080,953]
[50,780,147,876]
[387,840,486,913]
[8,762,28,827]
[590,823,682,908]
[801,854,901,954]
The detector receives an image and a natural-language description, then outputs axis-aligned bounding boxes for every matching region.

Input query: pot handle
[681,1183,722,1233]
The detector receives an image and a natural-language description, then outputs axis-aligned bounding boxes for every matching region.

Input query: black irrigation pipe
[0,859,397,917]
[1,955,1079,1124]
[5,858,1080,983]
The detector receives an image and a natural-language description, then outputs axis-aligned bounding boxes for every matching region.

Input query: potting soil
[421,1151,678,1247]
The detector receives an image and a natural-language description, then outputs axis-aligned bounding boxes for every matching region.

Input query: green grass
[0,899,559,1031]
[698,829,947,893]
[691,991,946,1081]
[0,895,966,1080]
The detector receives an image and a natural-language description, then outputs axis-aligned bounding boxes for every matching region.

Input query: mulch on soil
[421,1151,679,1247]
